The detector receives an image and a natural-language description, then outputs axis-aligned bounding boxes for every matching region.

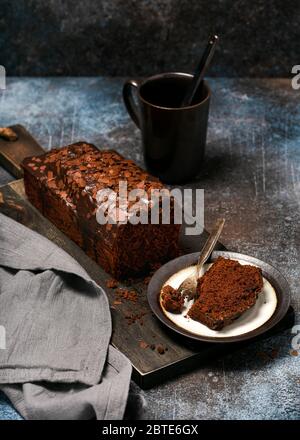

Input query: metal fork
[177,218,225,299]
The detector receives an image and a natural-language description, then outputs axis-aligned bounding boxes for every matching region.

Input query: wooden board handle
[0,124,45,178]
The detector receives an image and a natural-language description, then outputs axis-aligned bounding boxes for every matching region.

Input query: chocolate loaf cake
[188,257,263,330]
[22,142,180,278]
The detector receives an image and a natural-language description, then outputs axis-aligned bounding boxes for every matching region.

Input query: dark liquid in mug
[140,76,207,108]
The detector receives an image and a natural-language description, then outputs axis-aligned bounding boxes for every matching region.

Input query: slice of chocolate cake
[188,257,263,330]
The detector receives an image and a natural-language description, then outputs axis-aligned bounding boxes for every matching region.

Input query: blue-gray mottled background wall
[0,0,299,77]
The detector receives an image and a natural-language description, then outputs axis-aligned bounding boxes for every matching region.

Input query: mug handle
[123,79,141,129]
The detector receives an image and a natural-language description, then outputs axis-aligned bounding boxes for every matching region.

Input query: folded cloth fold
[0,213,132,420]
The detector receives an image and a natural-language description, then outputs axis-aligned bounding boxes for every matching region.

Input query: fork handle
[196,218,225,277]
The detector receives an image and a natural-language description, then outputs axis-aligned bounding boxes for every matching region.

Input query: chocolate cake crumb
[150,344,156,351]
[156,344,167,355]
[139,341,149,349]
[106,278,119,289]
[290,350,299,357]
[125,311,147,325]
[161,285,184,313]
[7,201,24,212]
[115,288,138,302]
[257,351,270,362]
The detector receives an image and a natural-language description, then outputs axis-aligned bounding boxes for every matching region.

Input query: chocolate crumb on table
[138,341,168,354]
[156,344,168,355]
[270,348,279,359]
[257,349,281,362]
[257,351,271,363]
[125,311,148,325]
[115,288,138,302]
[106,278,119,289]
[139,341,149,349]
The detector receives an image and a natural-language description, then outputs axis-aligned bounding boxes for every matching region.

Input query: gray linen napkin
[0,213,132,419]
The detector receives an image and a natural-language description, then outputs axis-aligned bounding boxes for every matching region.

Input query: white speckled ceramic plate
[147,251,291,343]
[160,262,277,338]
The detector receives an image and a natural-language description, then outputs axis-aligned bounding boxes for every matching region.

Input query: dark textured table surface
[0,78,299,420]
[2,0,298,76]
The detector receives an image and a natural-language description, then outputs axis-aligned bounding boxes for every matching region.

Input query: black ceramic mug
[123,72,210,184]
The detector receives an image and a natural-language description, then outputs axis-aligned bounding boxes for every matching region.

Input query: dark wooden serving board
[0,125,294,388]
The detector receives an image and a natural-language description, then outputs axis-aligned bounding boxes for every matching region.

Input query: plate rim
[147,250,291,343]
